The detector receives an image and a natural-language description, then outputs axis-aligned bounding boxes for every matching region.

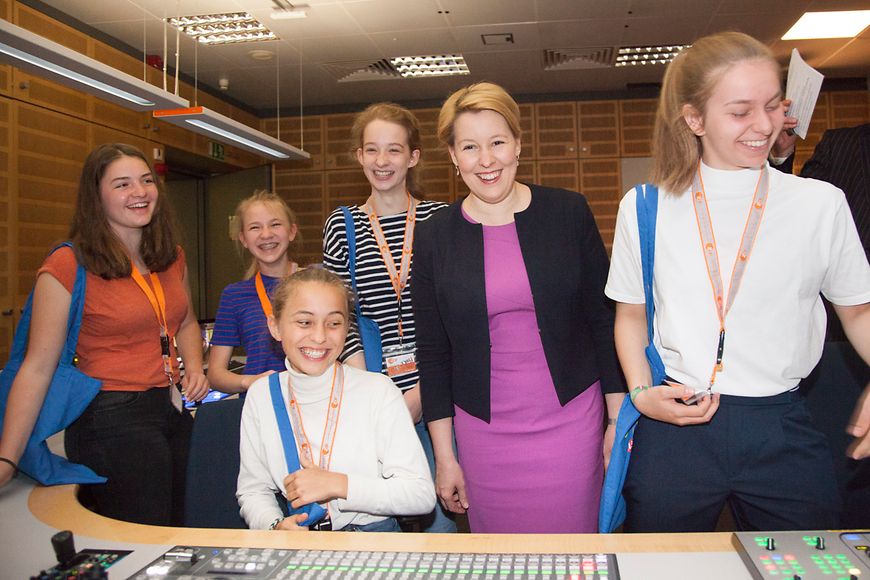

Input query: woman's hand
[847,383,870,460]
[274,513,310,531]
[181,371,210,402]
[434,457,468,514]
[240,370,276,392]
[633,384,720,426]
[283,455,347,509]
[0,461,16,488]
[403,385,423,423]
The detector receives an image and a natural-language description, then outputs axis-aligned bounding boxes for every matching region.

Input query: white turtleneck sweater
[237,362,435,531]
[606,161,870,397]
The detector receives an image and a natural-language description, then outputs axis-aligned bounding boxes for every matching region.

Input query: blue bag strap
[268,373,327,526]
[340,206,366,323]
[8,242,86,367]
[634,184,658,344]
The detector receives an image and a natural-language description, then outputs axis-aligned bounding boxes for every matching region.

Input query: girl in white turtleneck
[605,32,870,533]
[236,268,435,532]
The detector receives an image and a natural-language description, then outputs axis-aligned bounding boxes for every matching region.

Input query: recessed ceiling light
[248,49,274,61]
[614,45,690,67]
[782,10,870,40]
[389,54,470,78]
[169,12,278,45]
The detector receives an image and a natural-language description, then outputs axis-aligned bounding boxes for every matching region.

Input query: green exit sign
[209,141,225,160]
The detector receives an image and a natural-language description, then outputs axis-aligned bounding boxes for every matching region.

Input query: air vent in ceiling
[321,59,401,83]
[543,47,615,70]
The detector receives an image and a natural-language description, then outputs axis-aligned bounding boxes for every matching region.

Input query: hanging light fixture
[153,106,309,160]
[0,19,188,111]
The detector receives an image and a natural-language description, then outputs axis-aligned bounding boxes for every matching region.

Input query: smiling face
[238,200,297,274]
[683,58,784,171]
[99,155,159,240]
[357,119,420,197]
[449,109,521,207]
[268,280,349,376]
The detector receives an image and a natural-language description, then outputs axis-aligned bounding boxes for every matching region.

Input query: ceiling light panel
[389,54,470,78]
[782,10,870,40]
[615,45,690,67]
[169,12,278,45]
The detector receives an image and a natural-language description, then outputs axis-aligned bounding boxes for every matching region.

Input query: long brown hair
[350,102,424,196]
[649,32,778,193]
[69,143,179,278]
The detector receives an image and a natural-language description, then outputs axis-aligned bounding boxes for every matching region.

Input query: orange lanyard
[285,363,344,471]
[254,272,273,319]
[691,162,769,388]
[361,195,417,337]
[130,266,175,385]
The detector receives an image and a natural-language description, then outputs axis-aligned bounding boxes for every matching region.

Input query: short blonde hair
[234,190,300,279]
[650,31,779,193]
[437,82,522,147]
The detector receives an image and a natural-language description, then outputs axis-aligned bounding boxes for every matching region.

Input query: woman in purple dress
[411,82,625,533]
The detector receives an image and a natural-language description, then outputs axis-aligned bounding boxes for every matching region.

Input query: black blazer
[411,183,625,423]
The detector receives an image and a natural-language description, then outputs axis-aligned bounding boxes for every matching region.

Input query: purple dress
[453,217,604,533]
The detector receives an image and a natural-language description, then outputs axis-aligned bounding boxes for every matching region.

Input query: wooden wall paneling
[0,65,9,97]
[14,4,89,53]
[577,100,619,158]
[190,133,262,169]
[326,168,370,209]
[15,103,88,304]
[0,96,12,364]
[516,157,537,185]
[324,113,357,170]
[828,90,870,129]
[579,158,621,250]
[534,102,578,159]
[149,117,197,151]
[413,108,451,167]
[263,115,325,171]
[536,159,579,192]
[519,104,535,161]
[88,125,156,159]
[1,0,10,20]
[12,70,91,119]
[619,99,656,158]
[418,163,453,204]
[274,170,325,265]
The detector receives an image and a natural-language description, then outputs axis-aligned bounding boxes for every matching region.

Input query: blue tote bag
[598,184,665,533]
[0,243,105,485]
[340,206,383,372]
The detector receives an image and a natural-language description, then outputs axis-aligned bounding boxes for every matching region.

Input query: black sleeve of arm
[411,220,455,422]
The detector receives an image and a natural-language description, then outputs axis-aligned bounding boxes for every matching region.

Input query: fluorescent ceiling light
[615,45,690,67]
[389,54,470,78]
[782,10,870,40]
[0,19,188,110]
[153,106,309,160]
[169,12,278,45]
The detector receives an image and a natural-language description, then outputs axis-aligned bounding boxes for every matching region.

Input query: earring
[454,164,459,176]
[516,155,520,167]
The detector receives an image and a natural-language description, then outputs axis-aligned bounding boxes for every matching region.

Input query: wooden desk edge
[29,484,737,553]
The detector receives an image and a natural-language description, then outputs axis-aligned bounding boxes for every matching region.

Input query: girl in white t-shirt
[236,268,435,531]
[605,31,870,532]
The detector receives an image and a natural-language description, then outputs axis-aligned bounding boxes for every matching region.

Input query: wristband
[0,457,19,478]
[629,385,651,402]
[269,517,285,530]
[607,418,617,426]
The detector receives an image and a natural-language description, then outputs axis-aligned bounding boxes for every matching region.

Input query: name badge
[383,342,417,377]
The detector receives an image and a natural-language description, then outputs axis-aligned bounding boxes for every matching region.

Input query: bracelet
[268,517,285,531]
[607,418,617,426]
[0,457,19,478]
[629,385,651,402]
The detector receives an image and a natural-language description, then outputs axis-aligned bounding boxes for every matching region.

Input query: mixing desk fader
[734,530,870,580]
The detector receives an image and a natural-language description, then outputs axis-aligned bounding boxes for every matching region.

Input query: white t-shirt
[606,161,870,397]
[237,362,436,530]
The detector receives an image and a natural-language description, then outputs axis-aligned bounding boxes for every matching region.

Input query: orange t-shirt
[38,246,190,391]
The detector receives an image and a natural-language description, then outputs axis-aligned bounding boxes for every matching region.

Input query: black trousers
[65,387,193,526]
[623,390,841,532]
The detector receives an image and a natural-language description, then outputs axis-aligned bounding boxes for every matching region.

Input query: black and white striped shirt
[323,200,448,391]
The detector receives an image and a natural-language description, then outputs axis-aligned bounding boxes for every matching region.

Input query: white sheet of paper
[785,49,824,139]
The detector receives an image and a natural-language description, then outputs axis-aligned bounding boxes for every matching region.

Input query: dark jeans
[65,387,193,526]
[624,390,841,532]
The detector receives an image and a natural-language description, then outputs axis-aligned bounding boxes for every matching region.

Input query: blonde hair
[234,190,300,279]
[271,267,354,323]
[650,31,779,193]
[350,102,424,196]
[437,82,522,147]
